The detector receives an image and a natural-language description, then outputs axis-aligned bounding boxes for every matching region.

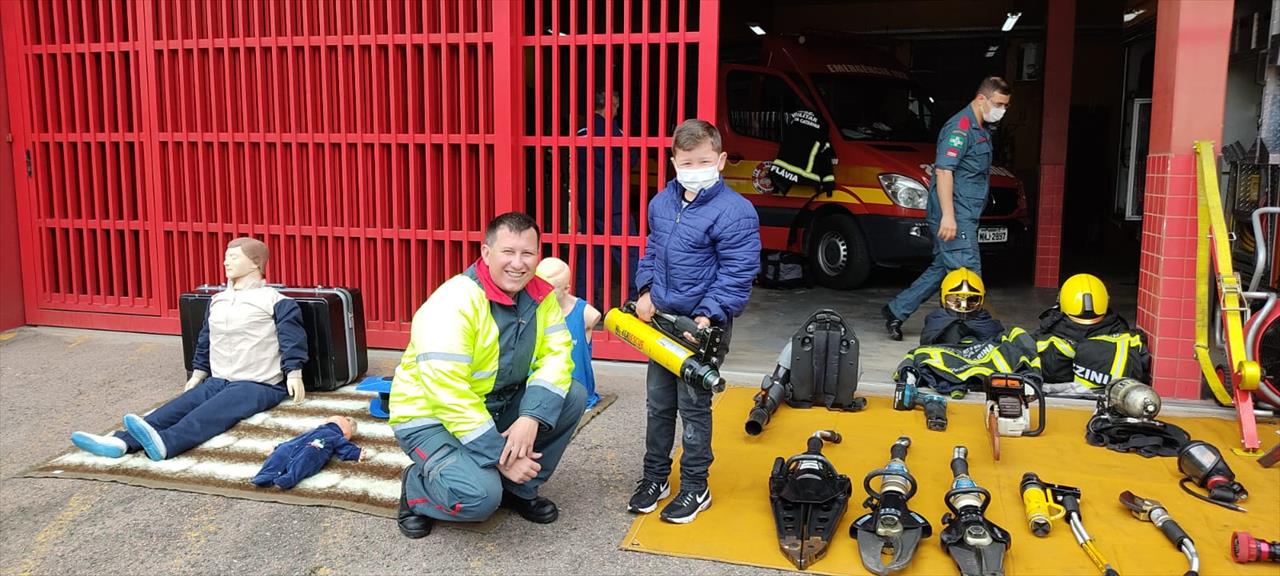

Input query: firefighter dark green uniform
[1034,308,1150,391]
[1033,274,1151,395]
[886,106,993,323]
[894,326,1042,395]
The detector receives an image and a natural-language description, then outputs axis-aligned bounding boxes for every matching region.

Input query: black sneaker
[659,487,711,524]
[882,305,904,341]
[627,479,670,514]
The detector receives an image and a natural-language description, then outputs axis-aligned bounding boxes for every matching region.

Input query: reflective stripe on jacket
[389,260,574,467]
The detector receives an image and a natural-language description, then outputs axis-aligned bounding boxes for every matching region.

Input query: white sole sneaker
[660,493,712,524]
[627,483,671,514]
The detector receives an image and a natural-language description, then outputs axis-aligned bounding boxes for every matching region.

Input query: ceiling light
[1123,9,1146,23]
[1002,12,1022,32]
[748,23,766,36]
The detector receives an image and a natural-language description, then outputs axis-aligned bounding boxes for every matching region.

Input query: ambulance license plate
[978,227,1008,243]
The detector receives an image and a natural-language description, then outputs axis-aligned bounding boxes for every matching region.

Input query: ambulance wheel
[810,214,871,289]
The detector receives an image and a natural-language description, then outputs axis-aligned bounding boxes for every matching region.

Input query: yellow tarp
[621,387,1280,575]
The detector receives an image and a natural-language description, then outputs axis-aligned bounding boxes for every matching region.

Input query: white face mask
[676,165,720,194]
[984,104,1006,124]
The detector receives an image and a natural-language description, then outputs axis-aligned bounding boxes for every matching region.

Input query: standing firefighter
[883,77,1012,341]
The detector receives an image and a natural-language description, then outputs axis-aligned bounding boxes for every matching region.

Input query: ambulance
[718,36,1031,288]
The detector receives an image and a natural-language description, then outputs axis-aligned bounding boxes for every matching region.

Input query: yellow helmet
[940,267,985,314]
[1059,273,1109,321]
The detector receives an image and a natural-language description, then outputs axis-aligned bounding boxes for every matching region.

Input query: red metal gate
[517,0,718,358]
[1,0,716,356]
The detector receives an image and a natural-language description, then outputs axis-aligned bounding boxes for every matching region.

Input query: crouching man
[391,212,586,538]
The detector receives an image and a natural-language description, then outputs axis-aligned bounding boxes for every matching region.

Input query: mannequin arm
[192,305,213,374]
[273,299,309,373]
[583,304,601,342]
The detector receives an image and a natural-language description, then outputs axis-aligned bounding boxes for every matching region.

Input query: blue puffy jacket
[634,177,761,323]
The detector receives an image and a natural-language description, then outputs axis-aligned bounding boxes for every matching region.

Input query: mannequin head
[325,415,357,439]
[535,257,574,310]
[225,237,269,287]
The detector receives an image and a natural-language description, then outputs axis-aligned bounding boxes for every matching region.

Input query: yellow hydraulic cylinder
[604,307,725,391]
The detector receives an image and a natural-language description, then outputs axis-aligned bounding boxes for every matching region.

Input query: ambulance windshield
[812,74,937,143]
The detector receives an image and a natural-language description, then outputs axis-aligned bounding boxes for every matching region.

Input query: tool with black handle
[983,373,1045,460]
[768,430,851,570]
[851,437,932,575]
[1051,483,1118,575]
[939,446,1011,576]
[1118,491,1198,575]
[893,379,948,431]
[604,302,726,392]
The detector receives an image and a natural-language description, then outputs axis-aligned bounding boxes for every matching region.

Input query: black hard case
[179,285,368,391]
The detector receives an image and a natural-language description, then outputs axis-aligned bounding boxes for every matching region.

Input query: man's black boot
[501,491,559,524]
[398,467,434,539]
[882,305,904,341]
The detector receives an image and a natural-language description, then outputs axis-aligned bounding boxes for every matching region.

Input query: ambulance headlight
[879,174,928,210]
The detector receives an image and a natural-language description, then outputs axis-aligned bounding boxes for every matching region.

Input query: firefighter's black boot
[398,467,434,539]
[882,305,904,341]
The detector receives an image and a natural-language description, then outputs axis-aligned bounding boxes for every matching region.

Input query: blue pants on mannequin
[112,378,288,457]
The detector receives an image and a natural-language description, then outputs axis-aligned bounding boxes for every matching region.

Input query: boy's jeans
[641,322,732,492]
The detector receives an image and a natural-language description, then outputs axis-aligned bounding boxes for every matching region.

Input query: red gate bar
[1,0,718,359]
[1,0,525,349]
[516,0,718,359]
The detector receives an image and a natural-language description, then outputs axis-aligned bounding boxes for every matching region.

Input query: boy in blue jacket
[627,119,761,524]
[252,416,364,490]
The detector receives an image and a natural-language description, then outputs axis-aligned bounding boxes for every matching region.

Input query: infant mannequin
[252,415,364,489]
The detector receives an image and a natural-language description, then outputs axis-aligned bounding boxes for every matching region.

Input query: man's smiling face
[481,227,540,297]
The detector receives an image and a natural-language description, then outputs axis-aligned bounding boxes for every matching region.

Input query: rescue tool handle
[890,437,910,461]
[1053,489,1083,515]
[1026,379,1047,437]
[1160,519,1191,549]
[659,312,704,339]
[950,455,969,477]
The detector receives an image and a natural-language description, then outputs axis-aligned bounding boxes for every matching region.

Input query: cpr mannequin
[70,237,308,461]
[536,257,602,408]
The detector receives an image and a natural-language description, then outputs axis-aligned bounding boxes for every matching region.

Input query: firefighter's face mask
[944,294,983,314]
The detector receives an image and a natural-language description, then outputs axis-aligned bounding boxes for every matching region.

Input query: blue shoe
[70,431,126,458]
[123,414,167,461]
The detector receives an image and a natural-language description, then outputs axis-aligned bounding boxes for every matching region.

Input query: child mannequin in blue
[536,257,601,409]
[252,416,364,489]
